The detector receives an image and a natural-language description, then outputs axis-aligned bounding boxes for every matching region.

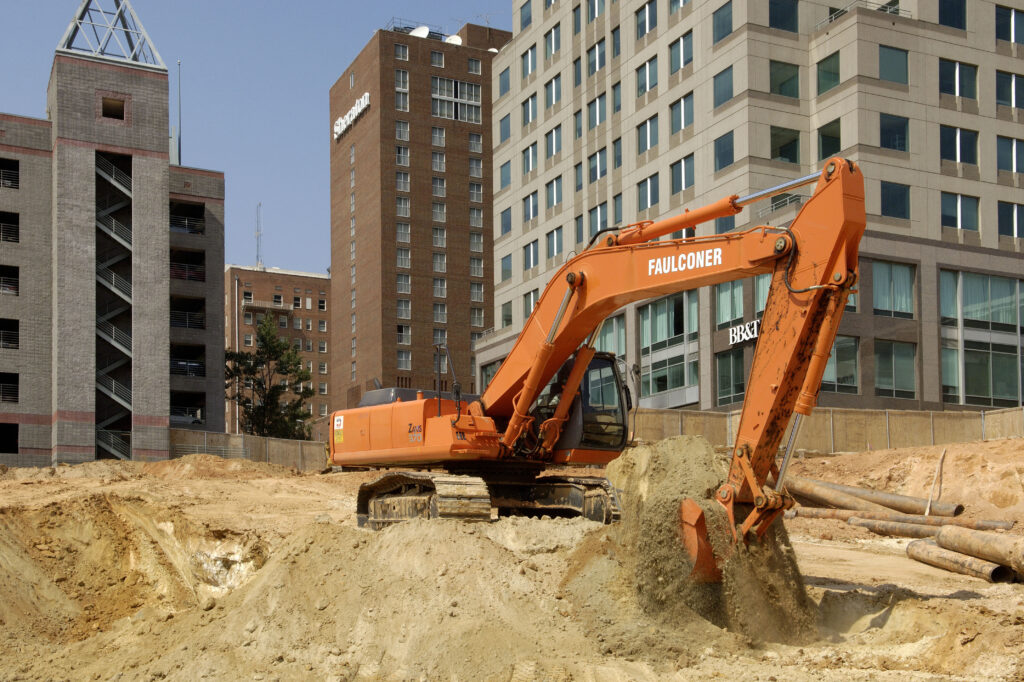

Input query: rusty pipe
[935,525,1024,575]
[785,507,1014,531]
[907,539,1014,583]
[783,476,891,513]
[847,517,940,539]
[800,477,964,517]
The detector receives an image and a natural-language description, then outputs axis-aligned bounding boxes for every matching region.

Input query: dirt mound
[791,438,1024,526]
[0,459,145,482]
[142,453,300,480]
[605,435,816,644]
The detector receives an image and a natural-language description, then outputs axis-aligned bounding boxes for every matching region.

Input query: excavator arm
[475,158,865,548]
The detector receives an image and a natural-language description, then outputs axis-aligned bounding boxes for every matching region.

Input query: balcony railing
[0,222,18,243]
[0,382,17,402]
[170,358,206,377]
[756,193,806,219]
[0,330,18,349]
[170,215,206,235]
[169,262,206,282]
[95,154,132,192]
[241,298,284,309]
[170,310,206,329]
[170,404,205,424]
[0,276,18,296]
[0,169,19,189]
[96,429,131,460]
[96,213,132,245]
[96,266,132,300]
[815,1,909,30]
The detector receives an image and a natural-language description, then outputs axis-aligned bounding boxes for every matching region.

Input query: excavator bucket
[679,498,722,583]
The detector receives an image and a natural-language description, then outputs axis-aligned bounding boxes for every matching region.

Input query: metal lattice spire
[57,0,166,70]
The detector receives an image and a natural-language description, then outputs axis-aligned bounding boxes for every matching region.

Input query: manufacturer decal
[648,247,722,276]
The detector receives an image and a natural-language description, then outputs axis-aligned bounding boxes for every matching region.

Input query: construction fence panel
[984,407,1024,440]
[887,411,934,450]
[931,411,983,445]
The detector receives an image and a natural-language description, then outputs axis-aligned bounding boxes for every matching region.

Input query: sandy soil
[0,439,1022,681]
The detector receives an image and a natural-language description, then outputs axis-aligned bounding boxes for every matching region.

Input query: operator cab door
[534,352,629,453]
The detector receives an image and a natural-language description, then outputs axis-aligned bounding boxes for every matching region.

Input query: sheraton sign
[333,92,370,140]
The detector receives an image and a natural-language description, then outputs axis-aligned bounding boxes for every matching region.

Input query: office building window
[432,226,446,248]
[545,125,563,157]
[716,280,743,329]
[670,154,694,194]
[523,289,540,319]
[878,45,908,84]
[395,43,408,60]
[433,277,447,298]
[575,110,583,138]
[817,52,840,95]
[670,92,693,133]
[470,183,483,203]
[396,196,410,217]
[396,146,409,166]
[613,193,622,225]
[470,232,483,252]
[501,208,512,234]
[432,177,446,197]
[574,57,582,86]
[546,226,563,257]
[430,51,444,68]
[501,254,512,281]
[397,349,411,371]
[523,240,539,270]
[545,176,563,208]
[996,70,1024,107]
[717,349,744,405]
[880,181,910,219]
[471,308,484,327]
[941,192,979,230]
[433,303,447,324]
[636,56,658,96]
[588,93,606,129]
[524,191,539,221]
[770,127,799,163]
[575,162,583,191]
[612,81,621,112]
[669,31,693,74]
[588,0,604,22]
[612,25,620,57]
[469,157,483,178]
[432,253,447,273]
[714,131,734,170]
[432,202,446,222]
[939,125,978,164]
[588,148,607,182]
[879,113,908,151]
[522,94,537,125]
[613,137,622,168]
[544,74,562,108]
[396,222,410,242]
[636,0,657,39]
[500,161,511,189]
[468,58,481,75]
[589,202,608,237]
[521,0,532,29]
[500,114,511,143]
[499,67,510,96]
[996,5,1024,43]
[637,115,659,153]
[587,39,606,75]
[501,301,513,328]
[872,261,914,318]
[715,216,735,234]
[821,336,859,394]
[713,1,732,43]
[938,0,966,29]
[997,136,1024,172]
[939,59,977,98]
[997,201,1024,237]
[818,119,841,159]
[769,0,798,32]
[470,257,484,277]
[713,67,733,107]
[637,174,659,211]
[545,24,561,58]
[523,142,537,173]
[432,127,446,147]
[395,120,409,141]
[770,61,799,98]
[396,247,411,269]
[875,340,916,398]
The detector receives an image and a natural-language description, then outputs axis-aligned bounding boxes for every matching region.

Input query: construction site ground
[1,436,1022,681]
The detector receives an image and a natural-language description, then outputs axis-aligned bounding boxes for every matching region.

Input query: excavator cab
[532,352,630,456]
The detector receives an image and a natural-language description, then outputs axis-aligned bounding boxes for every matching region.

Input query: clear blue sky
[2,0,512,274]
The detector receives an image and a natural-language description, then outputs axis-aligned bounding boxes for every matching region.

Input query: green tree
[225,315,316,439]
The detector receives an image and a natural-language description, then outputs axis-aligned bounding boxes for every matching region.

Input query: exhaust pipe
[907,539,1014,583]
[800,477,964,517]
[786,507,1013,531]
[936,526,1024,575]
[783,476,891,513]
[847,517,940,539]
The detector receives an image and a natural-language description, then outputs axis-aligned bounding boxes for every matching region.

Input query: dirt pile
[604,435,816,644]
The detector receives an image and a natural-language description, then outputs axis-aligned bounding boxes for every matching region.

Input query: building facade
[0,0,225,465]
[477,0,1024,413]
[329,21,512,409]
[224,265,332,431]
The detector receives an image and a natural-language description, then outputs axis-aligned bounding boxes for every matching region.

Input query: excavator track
[356,470,621,530]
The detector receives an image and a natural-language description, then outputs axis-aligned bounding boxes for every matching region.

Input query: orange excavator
[328,158,865,581]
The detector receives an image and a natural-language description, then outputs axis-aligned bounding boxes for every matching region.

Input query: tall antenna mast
[255,202,264,270]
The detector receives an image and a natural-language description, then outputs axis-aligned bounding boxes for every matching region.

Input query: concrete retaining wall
[634,406,1024,453]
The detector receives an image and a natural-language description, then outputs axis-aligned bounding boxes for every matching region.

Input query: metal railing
[95,154,132,193]
[96,214,132,245]
[96,371,132,405]
[169,215,205,235]
[0,222,18,243]
[96,429,131,460]
[241,298,283,309]
[170,405,204,424]
[96,319,132,352]
[0,169,19,189]
[96,266,132,299]
[0,276,18,296]
[0,329,18,349]
[169,262,206,282]
[171,444,247,458]
[170,358,206,377]
[170,310,206,329]
[756,193,807,219]
[815,1,909,30]
[0,382,17,402]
